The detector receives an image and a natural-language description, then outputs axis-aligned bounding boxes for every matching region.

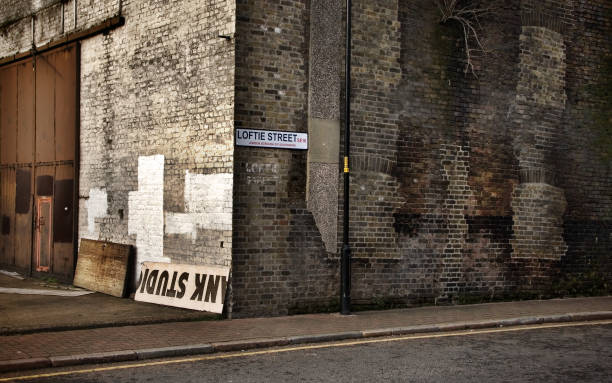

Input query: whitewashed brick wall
[0,0,118,57]
[78,0,236,270]
[0,0,236,272]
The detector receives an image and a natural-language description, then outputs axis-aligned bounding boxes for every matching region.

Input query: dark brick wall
[558,0,612,287]
[231,0,338,317]
[347,0,523,303]
[561,220,612,285]
[231,0,611,316]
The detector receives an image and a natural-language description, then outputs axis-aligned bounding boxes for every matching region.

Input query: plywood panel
[35,52,55,163]
[17,59,35,164]
[1,65,17,165]
[15,167,32,270]
[0,168,16,266]
[74,239,131,297]
[52,164,75,277]
[54,44,77,162]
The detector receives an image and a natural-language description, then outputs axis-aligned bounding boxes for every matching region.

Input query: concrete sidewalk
[1,296,611,373]
[0,273,217,335]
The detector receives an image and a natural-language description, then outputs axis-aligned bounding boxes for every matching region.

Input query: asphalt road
[3,323,611,383]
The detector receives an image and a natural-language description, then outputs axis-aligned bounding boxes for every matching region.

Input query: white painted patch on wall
[85,188,108,236]
[128,155,170,275]
[165,171,233,242]
[165,212,195,239]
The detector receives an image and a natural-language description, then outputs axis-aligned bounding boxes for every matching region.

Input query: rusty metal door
[35,197,53,272]
[0,43,78,279]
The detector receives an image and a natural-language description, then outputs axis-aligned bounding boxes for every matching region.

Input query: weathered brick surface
[558,0,612,285]
[77,0,236,275]
[2,0,610,317]
[233,0,611,315]
[0,0,113,57]
[510,183,567,260]
[1,0,236,282]
[231,0,338,317]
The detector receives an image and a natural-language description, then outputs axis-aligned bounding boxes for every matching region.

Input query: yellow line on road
[2,319,611,382]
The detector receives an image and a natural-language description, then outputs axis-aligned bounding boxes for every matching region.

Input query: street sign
[236,128,308,149]
[134,262,230,313]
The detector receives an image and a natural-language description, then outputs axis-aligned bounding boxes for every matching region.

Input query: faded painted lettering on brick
[236,128,308,149]
[135,262,230,313]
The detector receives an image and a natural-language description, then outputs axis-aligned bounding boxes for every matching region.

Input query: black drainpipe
[341,0,352,315]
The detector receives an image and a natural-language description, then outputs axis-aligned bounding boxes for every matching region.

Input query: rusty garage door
[0,43,78,280]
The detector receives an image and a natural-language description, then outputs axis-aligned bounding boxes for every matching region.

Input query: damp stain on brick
[393,213,421,236]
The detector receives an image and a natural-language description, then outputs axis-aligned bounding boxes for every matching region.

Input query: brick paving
[1,296,610,362]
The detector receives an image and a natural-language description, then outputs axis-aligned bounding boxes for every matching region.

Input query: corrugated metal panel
[0,169,16,265]
[35,52,56,163]
[36,174,54,196]
[17,59,34,163]
[53,177,73,243]
[54,45,76,162]
[1,65,17,165]
[1,44,77,278]
[53,165,74,277]
[36,196,53,272]
[15,168,31,214]
[15,167,32,270]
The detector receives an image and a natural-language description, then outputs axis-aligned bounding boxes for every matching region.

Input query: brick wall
[0,0,115,57]
[3,0,610,317]
[231,0,338,317]
[1,0,236,282]
[78,0,236,280]
[232,0,610,316]
[558,0,612,287]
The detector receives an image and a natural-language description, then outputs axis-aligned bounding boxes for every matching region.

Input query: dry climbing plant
[437,0,497,76]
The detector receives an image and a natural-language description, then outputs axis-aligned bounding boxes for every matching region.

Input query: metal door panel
[15,167,32,270]
[1,65,17,165]
[52,164,74,277]
[1,168,16,265]
[17,59,35,164]
[54,44,77,162]
[35,52,56,163]
[1,44,77,277]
